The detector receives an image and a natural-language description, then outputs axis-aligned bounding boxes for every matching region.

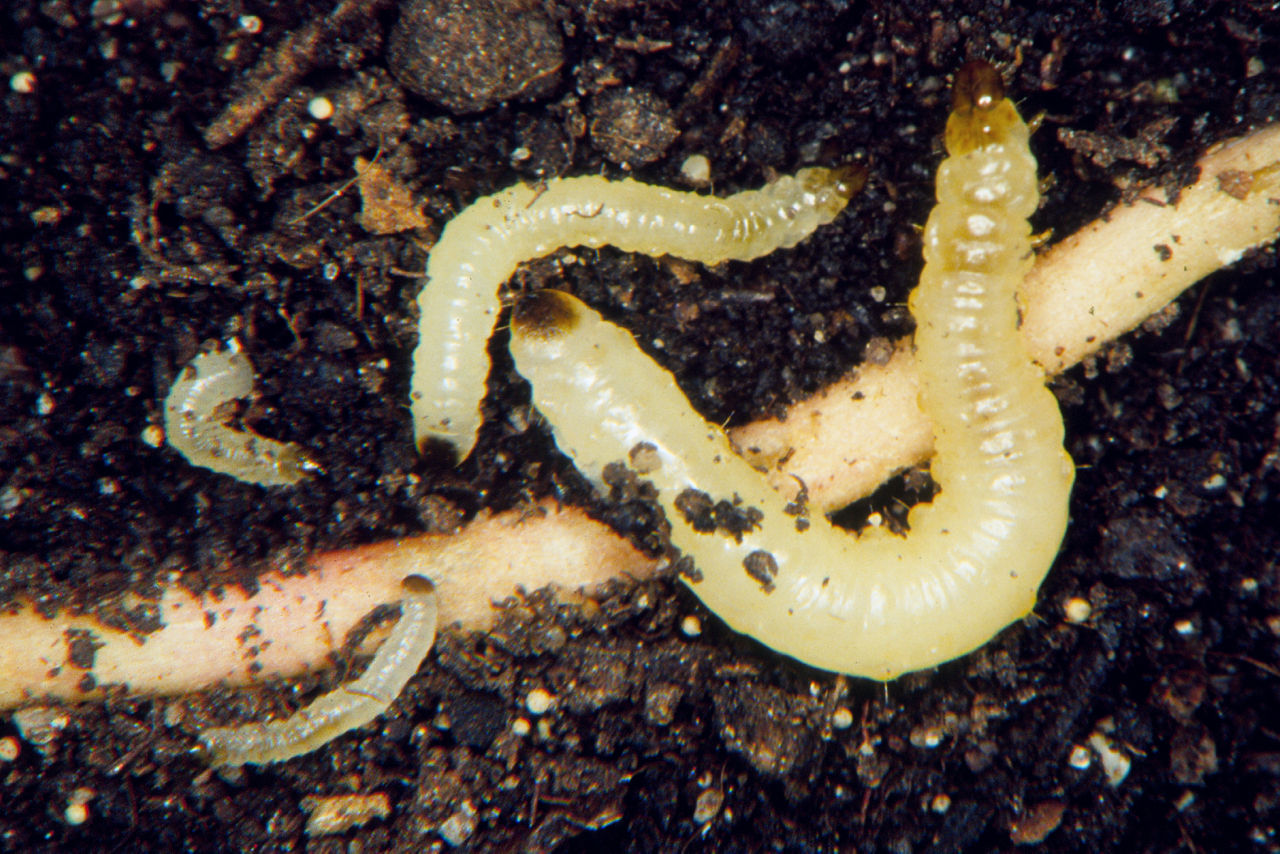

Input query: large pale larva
[509,62,1074,679]
[163,339,314,487]
[198,575,438,766]
[412,167,863,459]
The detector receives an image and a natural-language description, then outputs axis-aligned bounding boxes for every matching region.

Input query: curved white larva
[412,167,860,459]
[509,65,1074,680]
[163,340,312,487]
[198,575,438,766]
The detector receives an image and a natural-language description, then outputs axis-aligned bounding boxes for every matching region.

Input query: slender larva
[412,167,863,459]
[163,339,314,487]
[509,62,1074,679]
[198,575,438,766]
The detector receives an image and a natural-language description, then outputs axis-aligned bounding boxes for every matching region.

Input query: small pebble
[301,793,390,837]
[141,424,166,448]
[1200,473,1227,491]
[10,71,36,94]
[909,725,943,749]
[831,707,854,730]
[162,703,185,727]
[307,96,334,120]
[0,736,19,761]
[13,706,69,746]
[643,683,682,727]
[388,0,563,114]
[63,788,95,827]
[589,87,680,166]
[1088,732,1132,787]
[680,154,711,186]
[680,615,702,637]
[1009,800,1066,845]
[439,801,477,846]
[1067,744,1092,769]
[1063,596,1092,623]
[525,688,554,715]
[692,787,723,825]
[0,486,23,513]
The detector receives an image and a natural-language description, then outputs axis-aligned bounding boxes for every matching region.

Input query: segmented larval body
[509,63,1073,679]
[164,340,312,487]
[199,576,437,766]
[412,168,860,459]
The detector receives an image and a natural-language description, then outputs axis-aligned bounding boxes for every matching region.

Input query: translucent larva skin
[510,64,1073,679]
[412,167,861,459]
[163,340,311,487]
[199,575,438,766]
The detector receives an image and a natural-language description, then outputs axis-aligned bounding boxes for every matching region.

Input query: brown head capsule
[512,290,580,342]
[951,60,1005,114]
[402,574,435,595]
[945,60,1021,156]
[808,163,869,209]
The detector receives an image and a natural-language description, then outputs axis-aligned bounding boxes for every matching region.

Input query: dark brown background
[2,0,1279,851]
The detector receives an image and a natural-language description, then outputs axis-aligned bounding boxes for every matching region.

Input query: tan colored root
[0,505,657,709]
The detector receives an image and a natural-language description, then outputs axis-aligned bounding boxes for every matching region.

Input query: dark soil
[2,1,1279,851]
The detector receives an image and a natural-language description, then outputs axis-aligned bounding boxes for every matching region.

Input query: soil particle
[300,791,391,836]
[589,86,680,166]
[742,549,778,592]
[713,678,822,778]
[1099,509,1194,581]
[1009,799,1067,845]
[388,0,564,113]
[1170,724,1220,785]
[439,687,507,749]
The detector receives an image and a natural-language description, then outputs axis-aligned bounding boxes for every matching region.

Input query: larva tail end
[512,290,580,341]
[944,60,1025,156]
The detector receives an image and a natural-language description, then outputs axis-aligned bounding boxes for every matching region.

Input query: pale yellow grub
[411,167,861,458]
[508,62,1073,679]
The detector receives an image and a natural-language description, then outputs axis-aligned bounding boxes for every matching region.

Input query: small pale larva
[509,61,1074,679]
[198,574,438,766]
[163,339,314,487]
[412,166,864,459]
